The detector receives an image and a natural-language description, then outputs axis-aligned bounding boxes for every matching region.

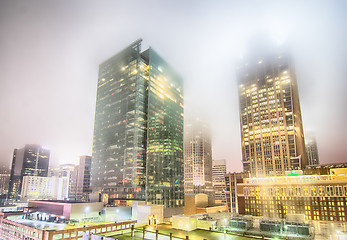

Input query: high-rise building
[91,39,184,208]
[0,167,10,195]
[212,159,226,204]
[8,144,50,200]
[305,132,320,166]
[69,156,91,201]
[236,38,307,177]
[184,119,213,197]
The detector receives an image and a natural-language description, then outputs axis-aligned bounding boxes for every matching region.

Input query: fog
[1,0,346,172]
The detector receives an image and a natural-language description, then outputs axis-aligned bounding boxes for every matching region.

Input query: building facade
[0,216,135,240]
[236,39,306,177]
[184,119,213,197]
[305,132,320,166]
[0,167,10,195]
[91,39,184,208]
[49,164,76,178]
[225,172,250,213]
[21,176,69,201]
[8,144,50,200]
[237,167,347,223]
[69,156,91,201]
[212,159,227,204]
[49,164,76,201]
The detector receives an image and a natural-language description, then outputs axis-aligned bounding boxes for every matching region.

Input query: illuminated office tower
[184,119,213,197]
[8,144,50,200]
[236,38,306,177]
[305,132,320,166]
[92,39,184,208]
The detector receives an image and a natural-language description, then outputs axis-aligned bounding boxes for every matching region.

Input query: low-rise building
[0,199,151,240]
[0,216,136,240]
[224,172,250,213]
[183,193,227,215]
[238,169,347,223]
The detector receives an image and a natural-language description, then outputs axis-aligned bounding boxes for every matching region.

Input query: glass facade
[8,144,50,200]
[92,40,184,207]
[236,43,306,177]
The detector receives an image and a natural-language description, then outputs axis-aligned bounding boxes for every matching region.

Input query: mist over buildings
[0,0,346,172]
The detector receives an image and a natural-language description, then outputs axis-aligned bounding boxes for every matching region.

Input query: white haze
[0,0,346,172]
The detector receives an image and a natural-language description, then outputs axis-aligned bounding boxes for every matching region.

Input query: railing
[44,220,137,240]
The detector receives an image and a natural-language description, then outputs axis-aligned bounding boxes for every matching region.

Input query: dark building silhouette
[8,144,50,200]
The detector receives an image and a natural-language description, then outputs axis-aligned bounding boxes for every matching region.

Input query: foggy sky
[1,0,347,172]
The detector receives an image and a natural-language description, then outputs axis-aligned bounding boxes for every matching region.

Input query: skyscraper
[236,38,307,177]
[184,119,213,197]
[305,132,320,166]
[8,144,50,200]
[69,155,91,201]
[212,159,226,204]
[92,39,184,208]
[0,167,10,195]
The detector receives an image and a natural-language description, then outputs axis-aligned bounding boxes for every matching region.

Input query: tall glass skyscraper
[236,38,307,177]
[92,39,184,208]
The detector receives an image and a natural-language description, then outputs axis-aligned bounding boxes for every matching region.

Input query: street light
[186,224,189,238]
[84,206,90,223]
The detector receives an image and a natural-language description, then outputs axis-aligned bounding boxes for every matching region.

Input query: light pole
[84,206,90,224]
[186,224,189,239]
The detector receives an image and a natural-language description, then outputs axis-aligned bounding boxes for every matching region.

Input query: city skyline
[1,1,347,172]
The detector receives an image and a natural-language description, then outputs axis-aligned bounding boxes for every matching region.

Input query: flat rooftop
[12,218,130,231]
[30,200,87,204]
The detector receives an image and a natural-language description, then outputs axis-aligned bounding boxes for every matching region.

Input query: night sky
[1,0,347,172]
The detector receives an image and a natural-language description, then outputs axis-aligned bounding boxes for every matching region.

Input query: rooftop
[30,200,88,204]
